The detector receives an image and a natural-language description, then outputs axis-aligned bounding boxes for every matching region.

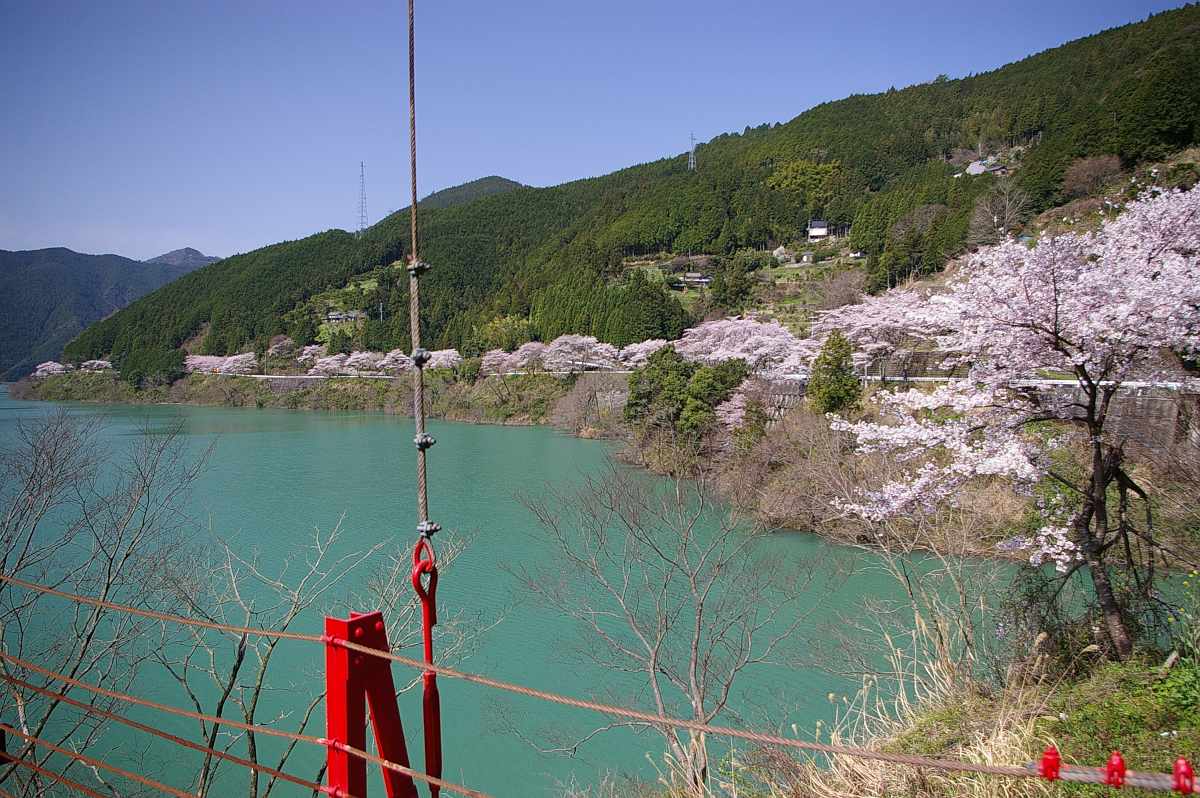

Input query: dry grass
[718,405,1028,558]
[745,554,1062,798]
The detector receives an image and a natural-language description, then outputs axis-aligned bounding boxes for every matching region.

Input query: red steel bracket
[325,611,419,798]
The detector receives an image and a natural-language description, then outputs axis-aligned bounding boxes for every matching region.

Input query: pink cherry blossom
[378,349,413,373]
[619,339,669,367]
[425,349,463,370]
[33,361,71,377]
[543,335,619,372]
[185,353,258,374]
[296,345,327,365]
[826,186,1200,552]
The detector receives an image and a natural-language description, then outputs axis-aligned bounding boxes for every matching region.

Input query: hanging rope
[402,0,443,794]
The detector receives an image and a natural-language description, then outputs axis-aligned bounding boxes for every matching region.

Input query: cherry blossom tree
[826,186,1200,658]
[32,361,71,377]
[619,339,669,368]
[543,335,618,372]
[508,341,549,371]
[425,349,463,370]
[811,289,941,381]
[480,349,510,375]
[378,349,413,374]
[295,344,326,365]
[674,319,797,368]
[343,351,385,374]
[306,354,349,377]
[185,353,258,375]
[715,387,749,431]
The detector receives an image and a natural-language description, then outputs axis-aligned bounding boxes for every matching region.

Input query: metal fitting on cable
[407,259,430,277]
[417,520,441,538]
[414,432,436,451]
[412,348,431,368]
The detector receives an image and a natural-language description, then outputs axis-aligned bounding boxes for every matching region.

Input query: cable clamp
[407,259,430,277]
[414,433,436,451]
[411,348,431,368]
[417,520,441,538]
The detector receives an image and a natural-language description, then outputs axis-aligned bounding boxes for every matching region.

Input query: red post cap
[1040,746,1061,781]
[1175,758,1195,795]
[1106,751,1126,788]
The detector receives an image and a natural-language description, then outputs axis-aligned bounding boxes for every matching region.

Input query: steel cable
[0,721,193,798]
[0,574,1188,792]
[0,673,341,798]
[2,754,115,798]
[0,652,488,798]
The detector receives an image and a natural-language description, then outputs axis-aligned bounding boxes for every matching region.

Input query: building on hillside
[800,251,816,264]
[965,157,1009,177]
[681,272,712,287]
[807,219,830,242]
[326,310,367,323]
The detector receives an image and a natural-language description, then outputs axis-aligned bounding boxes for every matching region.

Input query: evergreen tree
[808,331,861,414]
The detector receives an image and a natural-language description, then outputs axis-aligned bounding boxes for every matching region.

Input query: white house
[807,219,830,242]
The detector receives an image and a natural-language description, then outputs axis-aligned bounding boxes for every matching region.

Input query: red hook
[1175,758,1195,795]
[1039,746,1061,781]
[411,538,438,631]
[410,536,442,798]
[1106,751,1126,788]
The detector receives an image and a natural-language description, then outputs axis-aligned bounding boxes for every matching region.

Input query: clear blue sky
[0,0,1185,260]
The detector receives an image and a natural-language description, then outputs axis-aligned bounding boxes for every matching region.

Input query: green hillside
[419,175,524,210]
[64,5,1200,381]
[0,248,204,380]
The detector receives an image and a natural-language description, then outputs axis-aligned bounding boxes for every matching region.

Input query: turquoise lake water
[0,386,933,796]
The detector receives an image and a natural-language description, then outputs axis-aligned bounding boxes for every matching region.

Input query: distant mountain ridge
[62,6,1200,377]
[0,247,207,380]
[145,247,220,268]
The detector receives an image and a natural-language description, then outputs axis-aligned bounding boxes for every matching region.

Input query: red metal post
[1038,746,1061,781]
[1175,757,1195,795]
[1106,751,1127,788]
[325,612,419,798]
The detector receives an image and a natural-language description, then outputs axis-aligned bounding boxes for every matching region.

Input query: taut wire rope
[3,574,1190,791]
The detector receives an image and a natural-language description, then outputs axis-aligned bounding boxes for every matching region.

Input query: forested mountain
[419,176,524,210]
[64,6,1200,382]
[145,247,220,268]
[0,248,204,379]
